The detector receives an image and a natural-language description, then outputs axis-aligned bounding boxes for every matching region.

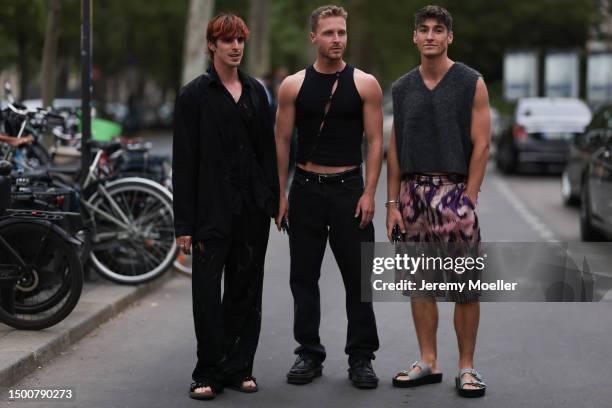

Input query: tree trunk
[17,31,28,100]
[41,0,62,108]
[247,0,270,78]
[345,0,367,70]
[181,0,214,86]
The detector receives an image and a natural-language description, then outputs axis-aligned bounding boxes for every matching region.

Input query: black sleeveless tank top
[294,64,364,166]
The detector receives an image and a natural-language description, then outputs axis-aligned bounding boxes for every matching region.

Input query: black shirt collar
[207,65,251,89]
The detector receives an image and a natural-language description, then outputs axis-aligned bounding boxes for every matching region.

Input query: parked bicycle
[0,160,83,330]
[2,90,178,285]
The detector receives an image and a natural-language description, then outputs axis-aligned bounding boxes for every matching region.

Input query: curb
[0,270,178,388]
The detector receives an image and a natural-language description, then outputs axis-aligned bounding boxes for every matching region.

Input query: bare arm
[465,78,491,204]
[358,73,384,197]
[385,125,406,239]
[353,71,383,228]
[0,134,33,146]
[387,125,401,204]
[274,74,301,229]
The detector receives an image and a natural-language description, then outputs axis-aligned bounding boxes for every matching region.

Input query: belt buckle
[317,174,324,183]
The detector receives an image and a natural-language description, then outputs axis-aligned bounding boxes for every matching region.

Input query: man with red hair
[173,13,279,400]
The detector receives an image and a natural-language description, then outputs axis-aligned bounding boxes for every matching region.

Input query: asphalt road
[2,134,610,408]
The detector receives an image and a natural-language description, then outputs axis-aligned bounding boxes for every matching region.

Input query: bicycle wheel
[0,219,83,330]
[86,178,177,284]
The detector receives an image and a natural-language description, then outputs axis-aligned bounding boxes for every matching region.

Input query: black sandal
[455,368,486,398]
[392,361,443,388]
[228,376,258,393]
[189,381,220,400]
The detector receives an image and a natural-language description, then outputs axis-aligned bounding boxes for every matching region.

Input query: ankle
[420,355,438,370]
[458,361,474,370]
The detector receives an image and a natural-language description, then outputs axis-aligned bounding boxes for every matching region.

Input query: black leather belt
[295,166,361,184]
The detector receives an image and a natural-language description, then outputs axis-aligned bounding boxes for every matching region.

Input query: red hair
[206,13,250,56]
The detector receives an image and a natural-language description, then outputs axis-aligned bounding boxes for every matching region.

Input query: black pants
[288,168,379,362]
[191,207,270,387]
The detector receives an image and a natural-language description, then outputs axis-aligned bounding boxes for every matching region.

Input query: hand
[463,189,478,207]
[355,192,375,229]
[6,135,34,147]
[275,195,288,231]
[386,206,406,241]
[176,235,192,255]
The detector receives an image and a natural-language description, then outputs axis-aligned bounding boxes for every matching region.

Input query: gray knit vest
[391,62,481,176]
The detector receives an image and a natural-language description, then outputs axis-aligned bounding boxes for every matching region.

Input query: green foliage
[0,0,45,95]
[0,0,597,97]
[93,0,188,89]
[266,0,594,88]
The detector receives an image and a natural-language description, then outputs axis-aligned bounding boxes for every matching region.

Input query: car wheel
[580,175,603,241]
[561,169,579,206]
[496,140,517,174]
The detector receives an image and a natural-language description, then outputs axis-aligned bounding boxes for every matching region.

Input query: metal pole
[80,0,92,184]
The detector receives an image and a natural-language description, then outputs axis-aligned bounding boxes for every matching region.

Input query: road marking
[492,176,559,242]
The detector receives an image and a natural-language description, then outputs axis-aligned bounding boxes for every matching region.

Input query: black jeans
[191,207,270,387]
[288,167,379,362]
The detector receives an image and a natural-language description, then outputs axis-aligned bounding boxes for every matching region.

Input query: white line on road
[492,176,559,242]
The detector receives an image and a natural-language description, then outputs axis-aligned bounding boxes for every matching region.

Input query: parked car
[562,103,612,205]
[496,97,592,174]
[578,105,612,241]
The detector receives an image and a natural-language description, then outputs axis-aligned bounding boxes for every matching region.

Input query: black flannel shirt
[172,68,279,239]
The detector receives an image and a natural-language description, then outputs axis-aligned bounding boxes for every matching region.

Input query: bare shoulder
[473,77,489,105]
[353,68,380,87]
[475,77,488,92]
[353,68,382,101]
[278,70,306,101]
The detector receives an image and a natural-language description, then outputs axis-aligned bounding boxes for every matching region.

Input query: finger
[359,212,368,229]
[399,219,407,234]
[366,211,374,224]
[355,203,361,218]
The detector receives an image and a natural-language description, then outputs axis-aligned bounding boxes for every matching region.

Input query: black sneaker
[287,354,323,384]
[348,359,379,389]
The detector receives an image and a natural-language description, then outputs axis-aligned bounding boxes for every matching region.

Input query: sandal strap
[395,361,433,380]
[462,380,486,388]
[458,368,486,388]
[190,381,214,392]
[394,370,411,378]
[410,360,432,377]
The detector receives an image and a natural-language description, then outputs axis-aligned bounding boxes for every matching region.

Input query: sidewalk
[0,269,178,389]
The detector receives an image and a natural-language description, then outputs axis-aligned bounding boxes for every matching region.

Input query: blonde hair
[310,5,348,32]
